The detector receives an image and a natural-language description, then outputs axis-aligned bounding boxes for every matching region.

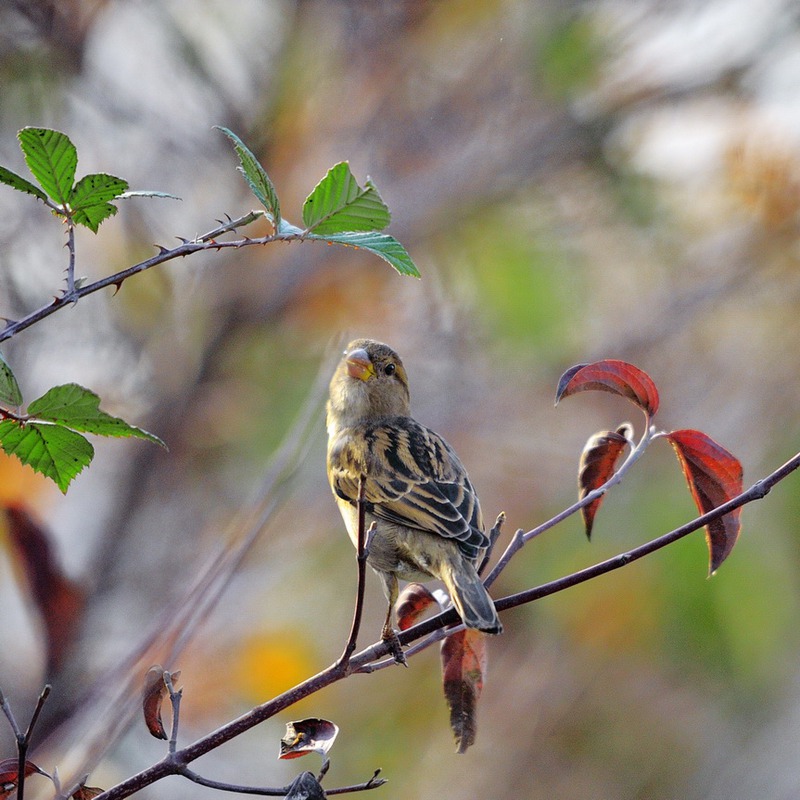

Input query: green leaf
[0,352,23,407]
[17,128,77,206]
[0,419,93,493]
[28,383,166,446]
[69,173,129,232]
[215,126,281,225]
[0,165,48,202]
[302,162,390,235]
[72,202,118,233]
[70,173,129,210]
[306,231,420,277]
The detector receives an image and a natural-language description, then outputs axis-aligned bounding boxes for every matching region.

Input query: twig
[477,512,505,576]
[65,222,76,298]
[336,477,370,673]
[174,763,385,796]
[0,684,52,800]
[163,672,182,754]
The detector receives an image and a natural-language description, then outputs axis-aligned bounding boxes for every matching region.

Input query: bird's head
[327,338,411,427]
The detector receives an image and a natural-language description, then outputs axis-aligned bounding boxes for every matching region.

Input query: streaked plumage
[326,338,502,635]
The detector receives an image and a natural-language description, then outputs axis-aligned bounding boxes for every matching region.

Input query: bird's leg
[380,574,407,667]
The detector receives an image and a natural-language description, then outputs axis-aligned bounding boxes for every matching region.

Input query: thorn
[224,213,232,222]
[176,237,189,244]
[154,243,169,255]
[112,280,124,296]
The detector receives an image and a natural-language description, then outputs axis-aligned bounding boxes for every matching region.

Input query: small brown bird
[326,338,502,639]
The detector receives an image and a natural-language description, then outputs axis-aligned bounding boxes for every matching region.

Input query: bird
[326,338,502,646]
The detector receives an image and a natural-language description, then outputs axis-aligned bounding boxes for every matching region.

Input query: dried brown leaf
[578,423,632,540]
[142,666,169,740]
[279,718,339,760]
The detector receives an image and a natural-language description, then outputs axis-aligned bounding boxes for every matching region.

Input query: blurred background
[1,0,799,797]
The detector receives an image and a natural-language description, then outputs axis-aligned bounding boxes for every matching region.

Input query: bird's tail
[441,554,503,635]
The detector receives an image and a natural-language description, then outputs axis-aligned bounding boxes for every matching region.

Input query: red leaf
[666,429,744,573]
[578,423,632,540]
[396,583,439,631]
[4,505,85,673]
[555,360,660,417]
[142,666,169,740]
[0,759,47,800]
[279,718,339,760]
[72,786,104,800]
[440,629,487,753]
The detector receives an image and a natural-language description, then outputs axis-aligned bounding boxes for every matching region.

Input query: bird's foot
[381,625,408,667]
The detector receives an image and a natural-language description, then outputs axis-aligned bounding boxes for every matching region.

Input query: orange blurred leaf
[578,423,632,540]
[440,628,487,753]
[666,429,744,573]
[556,360,660,417]
[396,583,439,631]
[4,505,84,673]
[279,718,339,760]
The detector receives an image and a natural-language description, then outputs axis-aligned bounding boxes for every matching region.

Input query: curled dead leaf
[279,718,339,760]
[578,423,633,540]
[142,666,173,740]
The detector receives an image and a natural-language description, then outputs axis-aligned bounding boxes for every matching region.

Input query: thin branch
[92,448,800,800]
[177,767,286,796]
[163,672,182,755]
[336,477,371,673]
[0,687,23,739]
[65,222,76,298]
[176,763,385,796]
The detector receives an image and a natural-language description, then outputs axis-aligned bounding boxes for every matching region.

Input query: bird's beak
[345,348,374,382]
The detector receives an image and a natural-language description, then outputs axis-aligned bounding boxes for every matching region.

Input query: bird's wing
[328,419,487,558]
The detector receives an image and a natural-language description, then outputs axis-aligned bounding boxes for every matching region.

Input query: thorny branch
[0,214,303,344]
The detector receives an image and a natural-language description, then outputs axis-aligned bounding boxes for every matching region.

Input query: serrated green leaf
[0,419,93,493]
[0,165,48,202]
[28,383,166,446]
[307,231,420,277]
[117,190,181,200]
[70,173,129,210]
[302,163,390,235]
[68,173,129,232]
[72,202,118,233]
[17,128,77,206]
[215,126,281,224]
[0,352,22,407]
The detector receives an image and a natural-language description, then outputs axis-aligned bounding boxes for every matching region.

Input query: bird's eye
[384,363,396,376]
